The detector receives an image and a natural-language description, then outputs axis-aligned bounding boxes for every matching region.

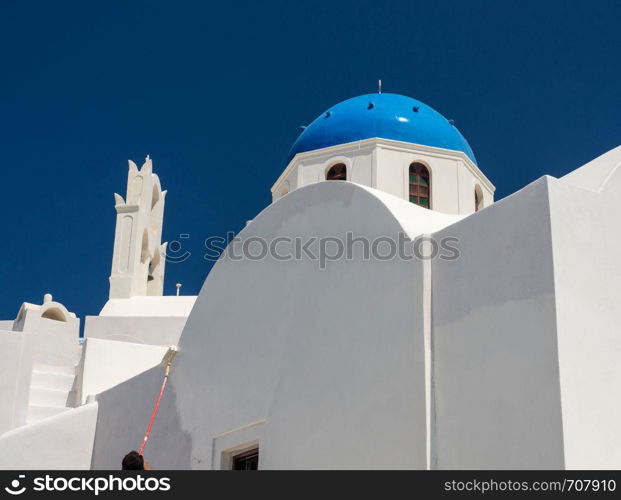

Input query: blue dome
[288,93,476,164]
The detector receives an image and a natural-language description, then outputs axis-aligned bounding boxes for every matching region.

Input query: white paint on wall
[99,296,196,317]
[548,161,621,469]
[84,316,188,346]
[431,177,565,469]
[0,331,35,434]
[562,145,621,192]
[12,298,81,368]
[0,403,98,470]
[80,338,168,404]
[91,366,192,470]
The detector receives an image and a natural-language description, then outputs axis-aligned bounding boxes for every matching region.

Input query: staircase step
[33,363,76,376]
[29,387,71,407]
[31,371,75,391]
[27,405,71,424]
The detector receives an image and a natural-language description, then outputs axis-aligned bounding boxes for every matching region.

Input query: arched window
[41,307,67,322]
[474,184,483,212]
[151,184,160,210]
[409,163,430,208]
[326,163,346,181]
[148,251,160,282]
[140,230,150,264]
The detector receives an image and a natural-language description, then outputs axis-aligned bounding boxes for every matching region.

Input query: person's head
[122,451,144,470]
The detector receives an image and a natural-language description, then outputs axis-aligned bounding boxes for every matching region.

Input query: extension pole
[138,346,178,455]
[138,364,170,455]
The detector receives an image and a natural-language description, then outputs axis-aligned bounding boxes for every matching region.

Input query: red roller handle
[138,364,171,455]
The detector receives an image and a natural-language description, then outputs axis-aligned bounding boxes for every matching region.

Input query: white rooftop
[99,296,197,317]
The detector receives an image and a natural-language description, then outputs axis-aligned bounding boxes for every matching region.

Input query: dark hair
[122,451,145,470]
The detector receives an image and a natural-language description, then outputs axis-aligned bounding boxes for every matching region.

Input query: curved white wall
[172,182,430,469]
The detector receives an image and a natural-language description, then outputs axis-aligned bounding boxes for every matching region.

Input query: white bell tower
[109,156,168,299]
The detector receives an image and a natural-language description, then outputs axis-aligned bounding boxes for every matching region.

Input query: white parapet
[78,338,168,405]
[0,403,98,470]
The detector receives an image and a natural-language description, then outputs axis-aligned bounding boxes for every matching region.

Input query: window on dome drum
[231,448,259,470]
[326,163,347,181]
[474,184,483,212]
[409,163,430,208]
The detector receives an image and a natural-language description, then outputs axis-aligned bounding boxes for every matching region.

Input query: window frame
[408,162,431,209]
[214,421,264,470]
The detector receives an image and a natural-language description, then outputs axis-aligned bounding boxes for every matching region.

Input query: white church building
[1,92,620,469]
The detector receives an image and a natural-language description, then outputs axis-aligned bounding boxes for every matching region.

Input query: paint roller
[161,345,179,375]
[138,345,179,455]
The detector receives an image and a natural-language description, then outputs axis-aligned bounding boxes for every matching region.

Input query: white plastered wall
[15,308,81,368]
[79,338,168,404]
[430,177,565,469]
[548,147,621,469]
[0,330,35,434]
[0,403,98,470]
[91,365,192,470]
[84,296,195,347]
[99,296,196,317]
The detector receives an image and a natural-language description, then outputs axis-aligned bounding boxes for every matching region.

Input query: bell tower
[109,156,168,299]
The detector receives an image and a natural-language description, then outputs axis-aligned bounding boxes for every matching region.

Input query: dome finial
[378,79,382,94]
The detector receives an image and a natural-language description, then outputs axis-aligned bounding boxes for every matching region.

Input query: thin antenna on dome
[378,79,382,94]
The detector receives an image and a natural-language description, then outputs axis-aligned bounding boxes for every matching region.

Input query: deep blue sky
[1,1,619,322]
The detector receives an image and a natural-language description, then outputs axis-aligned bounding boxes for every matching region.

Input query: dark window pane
[232,448,259,470]
[327,163,346,180]
[408,163,431,209]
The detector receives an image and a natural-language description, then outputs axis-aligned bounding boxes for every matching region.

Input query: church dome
[288,93,477,164]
